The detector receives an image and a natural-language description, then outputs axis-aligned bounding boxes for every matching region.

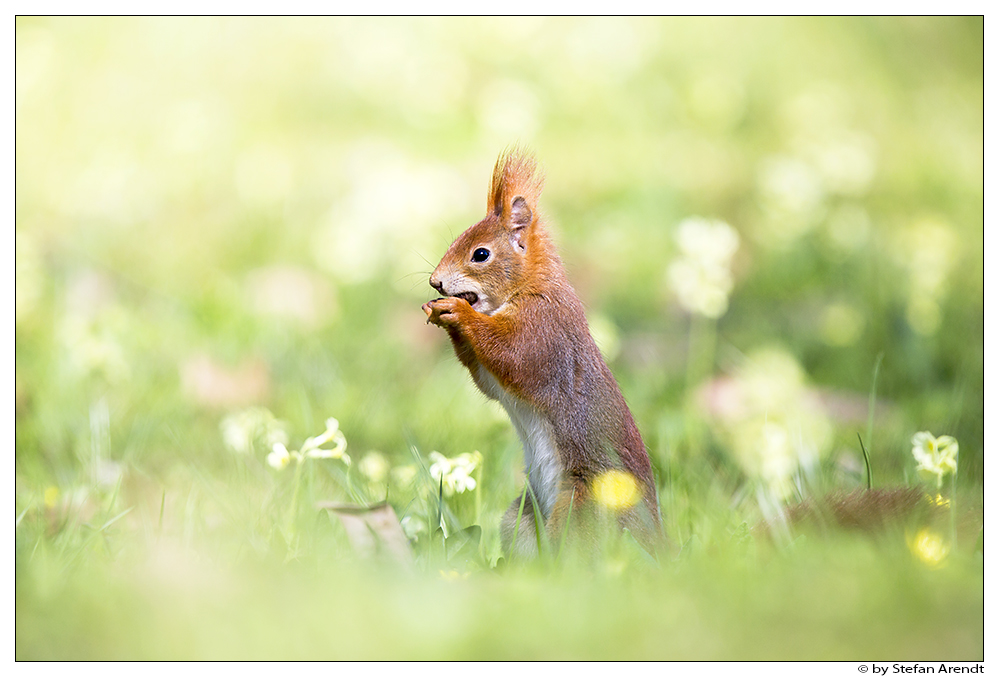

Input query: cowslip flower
[267,442,292,469]
[428,451,481,496]
[592,469,642,511]
[911,431,958,489]
[266,417,350,471]
[302,417,349,464]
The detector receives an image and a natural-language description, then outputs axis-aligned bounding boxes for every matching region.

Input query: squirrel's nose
[430,279,444,294]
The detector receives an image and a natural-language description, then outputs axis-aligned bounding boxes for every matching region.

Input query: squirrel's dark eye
[471,248,491,263]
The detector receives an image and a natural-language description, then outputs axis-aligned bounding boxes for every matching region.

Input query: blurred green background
[16,17,983,660]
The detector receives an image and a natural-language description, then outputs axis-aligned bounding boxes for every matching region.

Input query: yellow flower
[439,569,470,580]
[592,470,642,511]
[911,431,958,489]
[43,486,60,509]
[927,493,951,509]
[909,528,949,568]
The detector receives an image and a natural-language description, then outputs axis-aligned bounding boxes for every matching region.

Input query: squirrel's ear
[508,196,532,252]
[510,196,531,226]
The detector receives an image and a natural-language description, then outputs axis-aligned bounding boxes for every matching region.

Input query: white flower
[221,416,253,455]
[428,451,482,496]
[267,443,292,470]
[667,258,734,318]
[302,417,349,464]
[260,415,350,470]
[667,217,740,318]
[911,432,958,489]
[675,217,740,265]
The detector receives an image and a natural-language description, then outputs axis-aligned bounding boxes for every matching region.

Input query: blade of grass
[99,506,134,532]
[437,474,448,539]
[555,486,576,561]
[509,477,530,561]
[16,504,32,528]
[857,433,873,490]
[523,478,547,557]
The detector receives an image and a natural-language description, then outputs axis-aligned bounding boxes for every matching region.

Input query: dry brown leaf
[319,501,413,568]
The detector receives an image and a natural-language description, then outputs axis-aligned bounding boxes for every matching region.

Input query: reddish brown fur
[423,149,662,556]
[488,150,545,217]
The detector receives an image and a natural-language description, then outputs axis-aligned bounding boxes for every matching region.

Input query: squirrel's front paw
[423,297,471,328]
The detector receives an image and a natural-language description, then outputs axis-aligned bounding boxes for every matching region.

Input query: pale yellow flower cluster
[267,417,350,470]
[667,217,740,318]
[903,431,960,569]
[911,431,958,489]
[428,451,482,496]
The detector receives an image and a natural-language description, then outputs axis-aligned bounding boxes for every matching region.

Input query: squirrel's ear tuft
[488,148,544,229]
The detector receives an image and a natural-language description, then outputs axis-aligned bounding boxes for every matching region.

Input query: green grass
[14,453,984,660]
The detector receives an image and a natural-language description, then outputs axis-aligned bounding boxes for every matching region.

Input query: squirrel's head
[429,149,551,315]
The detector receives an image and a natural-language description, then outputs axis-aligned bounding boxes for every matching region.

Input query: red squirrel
[422,150,662,556]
